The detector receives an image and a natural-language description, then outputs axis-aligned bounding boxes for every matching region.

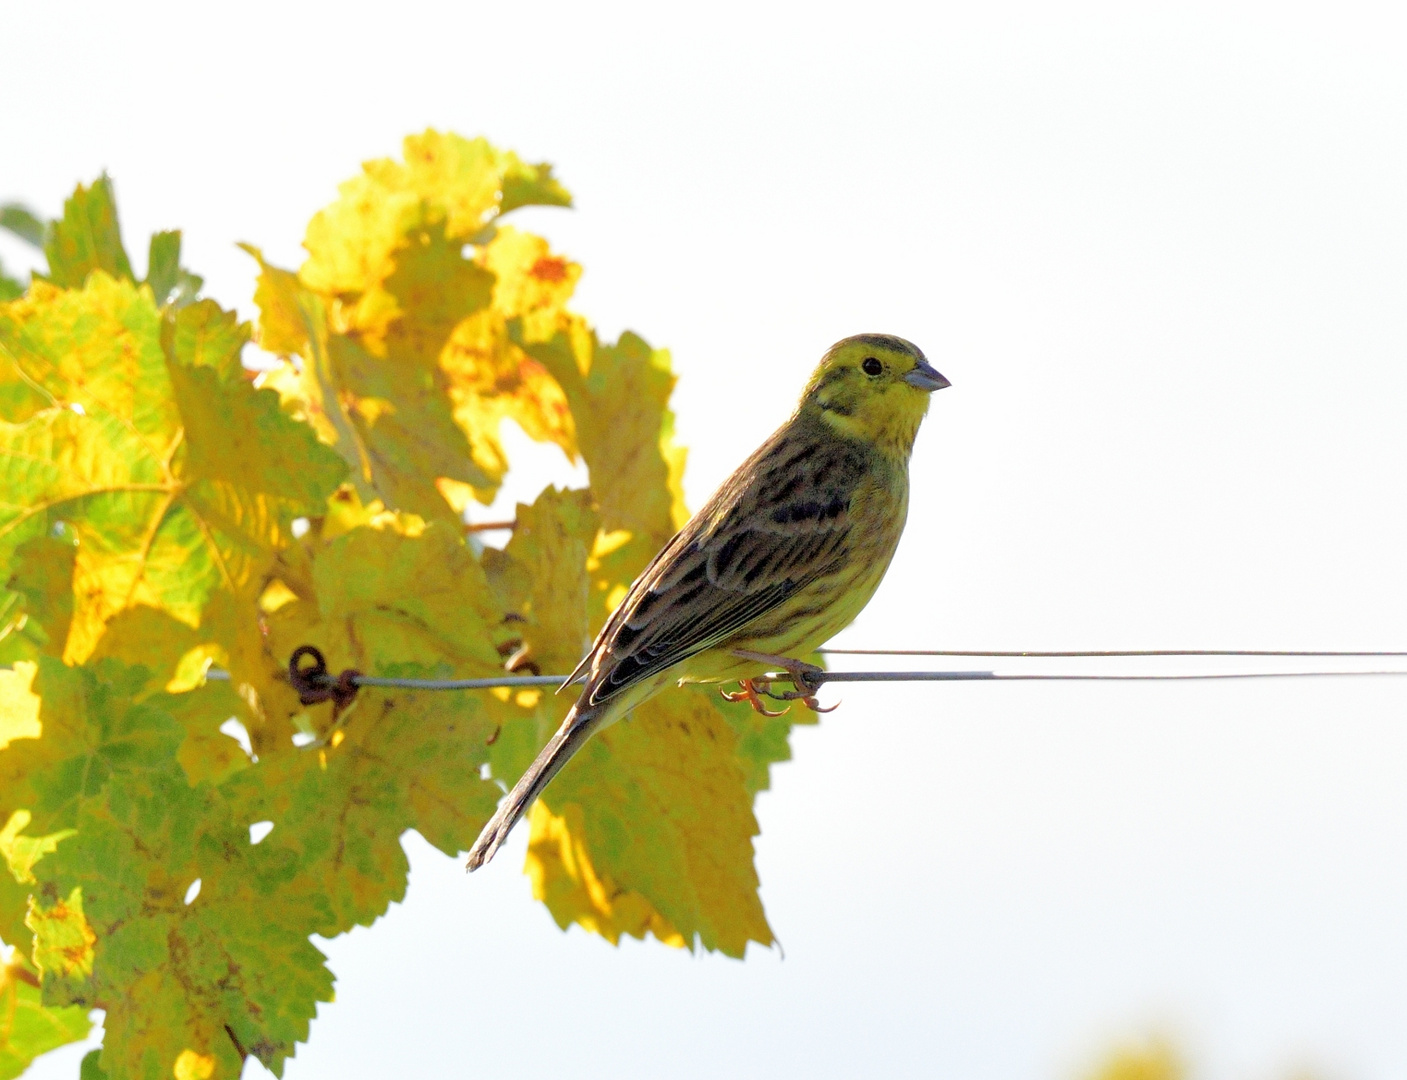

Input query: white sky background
[5,1,1407,1077]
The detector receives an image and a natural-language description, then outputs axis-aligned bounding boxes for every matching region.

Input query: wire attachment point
[288,645,361,713]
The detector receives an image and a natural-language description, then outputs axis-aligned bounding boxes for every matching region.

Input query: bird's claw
[752,677,839,713]
[730,650,839,714]
[721,678,790,717]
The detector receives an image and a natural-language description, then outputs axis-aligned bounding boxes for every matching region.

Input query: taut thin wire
[204,666,1407,691]
[819,648,1407,658]
[814,670,1407,684]
[203,669,560,689]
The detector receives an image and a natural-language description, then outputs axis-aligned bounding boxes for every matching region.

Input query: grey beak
[903,359,951,392]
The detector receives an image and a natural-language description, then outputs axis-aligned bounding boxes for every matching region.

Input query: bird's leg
[720,679,789,717]
[730,650,838,714]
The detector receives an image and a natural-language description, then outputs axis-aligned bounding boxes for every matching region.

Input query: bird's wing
[580,424,870,706]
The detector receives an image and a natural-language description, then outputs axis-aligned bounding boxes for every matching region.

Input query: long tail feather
[465,701,603,871]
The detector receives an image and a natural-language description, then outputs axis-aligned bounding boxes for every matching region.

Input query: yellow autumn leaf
[0,810,75,884]
[499,487,599,676]
[526,691,773,957]
[1,534,78,662]
[246,233,499,516]
[173,1049,217,1080]
[483,226,582,341]
[238,243,307,357]
[0,273,345,672]
[26,886,96,981]
[437,226,582,478]
[0,662,40,751]
[522,321,688,545]
[247,133,579,514]
[441,312,577,485]
[301,130,570,297]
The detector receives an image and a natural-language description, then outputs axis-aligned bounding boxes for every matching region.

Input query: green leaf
[0,960,92,1080]
[225,672,502,936]
[31,762,333,1080]
[1,533,78,659]
[0,205,46,249]
[161,299,249,384]
[0,658,185,834]
[42,178,133,289]
[0,263,22,303]
[500,158,573,215]
[145,231,204,310]
[0,655,330,1078]
[79,1049,107,1080]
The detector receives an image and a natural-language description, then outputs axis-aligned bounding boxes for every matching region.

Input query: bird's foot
[730,650,838,714]
[720,678,790,717]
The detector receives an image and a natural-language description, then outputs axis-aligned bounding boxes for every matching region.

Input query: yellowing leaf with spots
[518,322,689,629]
[0,273,345,671]
[527,691,773,956]
[27,886,96,985]
[247,132,579,514]
[41,177,132,291]
[28,738,334,1080]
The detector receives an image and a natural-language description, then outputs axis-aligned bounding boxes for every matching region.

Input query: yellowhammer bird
[466,333,948,870]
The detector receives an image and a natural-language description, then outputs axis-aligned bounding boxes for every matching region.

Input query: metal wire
[344,673,563,689]
[819,648,1407,658]
[816,669,1407,683]
[204,666,1407,690]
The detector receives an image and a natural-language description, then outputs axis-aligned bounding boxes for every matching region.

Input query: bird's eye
[861,357,883,377]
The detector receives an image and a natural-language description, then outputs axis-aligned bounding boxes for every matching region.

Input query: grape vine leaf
[41,177,133,290]
[0,140,821,1079]
[0,268,21,305]
[0,206,47,250]
[246,131,579,517]
[0,959,91,1080]
[144,232,203,311]
[0,272,345,671]
[527,690,774,957]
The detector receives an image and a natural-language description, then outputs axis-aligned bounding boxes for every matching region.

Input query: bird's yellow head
[799,334,950,455]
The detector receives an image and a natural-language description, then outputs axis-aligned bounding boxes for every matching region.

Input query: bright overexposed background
[5,2,1407,1077]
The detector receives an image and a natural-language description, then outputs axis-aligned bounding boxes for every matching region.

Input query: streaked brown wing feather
[577,416,870,706]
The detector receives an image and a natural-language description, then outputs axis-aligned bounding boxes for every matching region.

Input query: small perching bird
[466,333,949,870]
